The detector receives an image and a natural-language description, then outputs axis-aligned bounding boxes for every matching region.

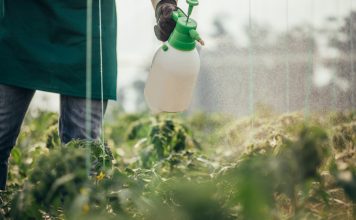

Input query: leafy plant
[1,110,356,220]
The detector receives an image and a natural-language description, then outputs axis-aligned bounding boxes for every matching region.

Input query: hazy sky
[31,0,354,111]
[117,0,353,80]
[117,0,353,49]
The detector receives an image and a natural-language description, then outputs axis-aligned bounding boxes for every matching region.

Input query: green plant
[2,110,356,220]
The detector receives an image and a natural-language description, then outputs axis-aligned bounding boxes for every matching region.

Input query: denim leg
[59,95,108,144]
[0,84,35,190]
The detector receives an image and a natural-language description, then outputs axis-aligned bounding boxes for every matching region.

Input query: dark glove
[154,0,177,42]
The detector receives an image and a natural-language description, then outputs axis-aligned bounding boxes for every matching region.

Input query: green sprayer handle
[187,0,199,6]
[187,0,199,18]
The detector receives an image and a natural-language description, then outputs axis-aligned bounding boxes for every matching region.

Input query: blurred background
[31,0,356,116]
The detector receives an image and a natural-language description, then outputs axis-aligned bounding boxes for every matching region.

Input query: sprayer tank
[144,43,200,113]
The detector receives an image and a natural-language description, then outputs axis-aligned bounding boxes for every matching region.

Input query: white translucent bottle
[145,5,203,113]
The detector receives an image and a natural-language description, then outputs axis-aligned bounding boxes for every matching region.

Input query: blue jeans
[0,84,107,190]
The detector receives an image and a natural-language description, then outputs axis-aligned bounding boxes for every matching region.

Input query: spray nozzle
[189,29,205,46]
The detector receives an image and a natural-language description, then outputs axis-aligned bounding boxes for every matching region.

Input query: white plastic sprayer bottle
[145,0,203,113]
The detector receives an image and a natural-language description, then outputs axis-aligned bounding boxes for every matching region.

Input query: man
[0,0,177,190]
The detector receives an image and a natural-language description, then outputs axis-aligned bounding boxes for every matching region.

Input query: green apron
[0,0,117,100]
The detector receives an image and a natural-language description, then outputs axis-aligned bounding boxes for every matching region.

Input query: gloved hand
[154,0,177,42]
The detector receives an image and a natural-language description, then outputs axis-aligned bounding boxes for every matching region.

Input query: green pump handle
[168,9,202,51]
[186,0,199,19]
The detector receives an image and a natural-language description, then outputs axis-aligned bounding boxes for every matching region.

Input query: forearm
[151,0,177,9]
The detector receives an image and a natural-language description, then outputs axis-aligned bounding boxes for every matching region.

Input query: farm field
[1,109,356,220]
